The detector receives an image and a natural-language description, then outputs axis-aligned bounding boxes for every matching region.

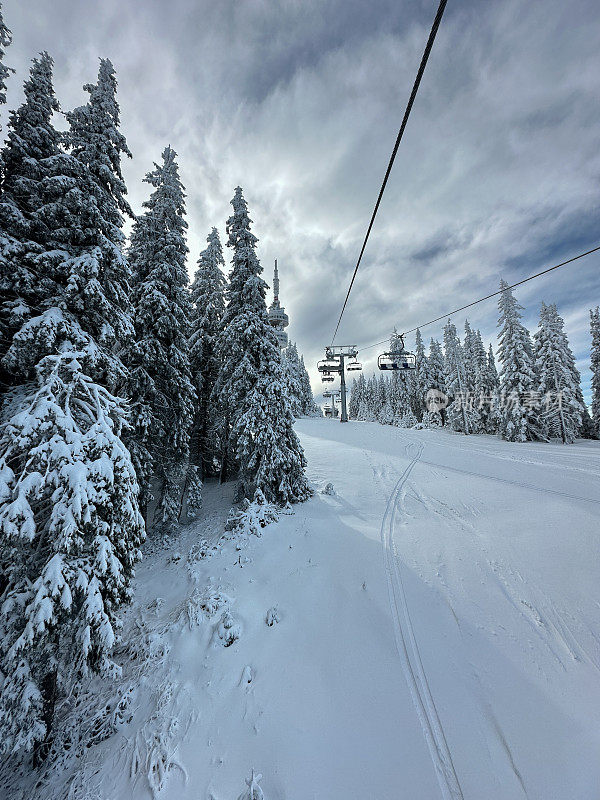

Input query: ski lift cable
[330,0,448,347]
[356,244,600,352]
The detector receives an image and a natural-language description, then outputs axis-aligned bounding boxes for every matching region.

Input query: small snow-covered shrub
[265,607,280,627]
[185,464,202,517]
[216,611,241,647]
[225,491,278,539]
[238,769,265,800]
[187,538,212,563]
[321,482,335,495]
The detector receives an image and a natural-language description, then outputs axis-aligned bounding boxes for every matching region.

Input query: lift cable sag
[356,244,600,353]
[330,0,448,346]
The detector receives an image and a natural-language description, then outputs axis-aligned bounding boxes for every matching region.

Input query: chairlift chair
[347,359,362,371]
[317,359,341,374]
[378,333,416,371]
[321,374,334,383]
[378,351,416,370]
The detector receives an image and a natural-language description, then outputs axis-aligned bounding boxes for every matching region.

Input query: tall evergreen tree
[533,302,583,443]
[409,328,428,421]
[474,334,501,434]
[213,188,310,503]
[282,341,304,417]
[348,376,359,418]
[443,319,474,433]
[426,338,446,426]
[298,353,320,415]
[0,53,60,392]
[126,146,195,526]
[352,372,367,419]
[0,59,144,759]
[497,281,542,442]
[487,343,499,389]
[591,307,600,436]
[189,227,226,479]
[0,2,12,116]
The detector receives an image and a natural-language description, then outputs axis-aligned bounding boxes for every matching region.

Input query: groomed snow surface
[26,419,600,799]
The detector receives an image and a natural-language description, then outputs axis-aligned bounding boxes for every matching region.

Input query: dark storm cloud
[2,0,599,400]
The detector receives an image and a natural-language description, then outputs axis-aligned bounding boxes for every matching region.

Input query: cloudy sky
[3,0,599,401]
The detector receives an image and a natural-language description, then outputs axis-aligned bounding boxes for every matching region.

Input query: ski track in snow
[416,456,600,505]
[379,439,465,800]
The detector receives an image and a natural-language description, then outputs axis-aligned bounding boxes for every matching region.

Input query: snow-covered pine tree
[348,377,359,418]
[426,338,446,426]
[0,2,11,113]
[533,302,583,443]
[497,280,543,442]
[376,374,389,423]
[0,59,144,760]
[443,319,474,434]
[409,328,428,422]
[462,321,477,395]
[352,372,367,419]
[0,53,59,395]
[126,146,195,527]
[487,342,499,389]
[298,353,320,415]
[591,307,600,436]
[483,342,502,434]
[189,227,226,480]
[0,352,144,759]
[561,315,594,439]
[213,188,310,503]
[282,341,304,417]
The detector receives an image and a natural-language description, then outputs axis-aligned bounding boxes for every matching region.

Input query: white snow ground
[15,419,600,800]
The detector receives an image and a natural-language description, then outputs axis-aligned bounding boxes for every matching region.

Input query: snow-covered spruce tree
[375,373,388,424]
[0,2,12,117]
[213,187,310,503]
[409,328,428,421]
[0,60,144,760]
[0,351,144,759]
[126,146,195,527]
[189,226,226,481]
[425,338,446,426]
[351,372,367,419]
[497,280,543,442]
[461,320,484,432]
[443,319,475,434]
[591,307,600,436]
[298,354,320,415]
[348,376,359,418]
[282,341,304,417]
[0,53,59,394]
[533,302,583,443]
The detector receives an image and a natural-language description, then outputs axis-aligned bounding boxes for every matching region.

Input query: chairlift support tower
[318,345,358,423]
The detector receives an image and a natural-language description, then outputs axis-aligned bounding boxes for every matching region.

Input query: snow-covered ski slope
[42,419,600,800]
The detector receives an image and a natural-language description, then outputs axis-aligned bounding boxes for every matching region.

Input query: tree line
[350,281,600,444]
[0,6,312,763]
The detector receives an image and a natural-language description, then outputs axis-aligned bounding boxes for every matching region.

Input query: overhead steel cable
[356,243,600,352]
[330,0,448,346]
